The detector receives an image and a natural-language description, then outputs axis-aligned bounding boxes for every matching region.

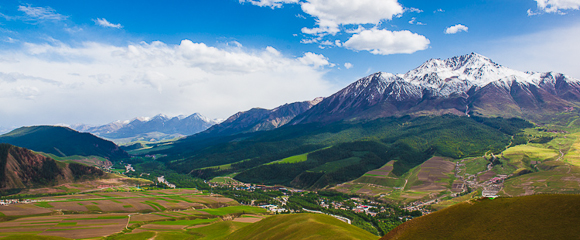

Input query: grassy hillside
[381,195,580,240]
[225,213,379,240]
[0,126,129,161]
[156,115,531,189]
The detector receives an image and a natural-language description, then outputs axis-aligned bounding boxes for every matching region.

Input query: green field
[267,153,309,165]
[199,206,267,216]
[189,221,251,240]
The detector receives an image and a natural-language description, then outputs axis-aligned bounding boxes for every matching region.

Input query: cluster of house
[125,164,136,173]
[403,201,433,216]
[258,204,287,213]
[489,175,507,184]
[319,197,381,216]
[156,176,176,189]
[207,179,251,188]
[0,199,38,206]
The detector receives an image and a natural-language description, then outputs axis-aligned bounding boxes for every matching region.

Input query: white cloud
[408,17,425,25]
[298,52,334,68]
[407,7,423,13]
[345,25,366,34]
[445,24,468,34]
[487,23,580,79]
[300,0,404,35]
[344,62,353,69]
[18,5,66,21]
[93,18,123,29]
[296,14,307,19]
[343,28,429,55]
[236,0,428,56]
[531,0,580,14]
[239,0,299,9]
[0,40,334,127]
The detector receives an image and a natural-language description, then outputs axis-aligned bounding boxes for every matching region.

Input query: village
[207,178,424,227]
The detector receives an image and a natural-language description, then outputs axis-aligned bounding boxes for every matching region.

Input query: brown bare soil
[0,204,53,216]
[129,213,169,223]
[410,157,455,191]
[478,170,496,182]
[233,217,262,223]
[366,160,395,176]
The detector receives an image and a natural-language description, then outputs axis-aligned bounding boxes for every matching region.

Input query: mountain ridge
[73,112,219,142]
[193,97,323,138]
[292,53,580,124]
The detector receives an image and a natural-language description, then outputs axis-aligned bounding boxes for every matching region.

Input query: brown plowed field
[410,157,455,191]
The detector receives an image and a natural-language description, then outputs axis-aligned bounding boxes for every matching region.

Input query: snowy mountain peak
[187,112,213,123]
[401,52,543,95]
[294,53,580,124]
[152,114,169,121]
[134,116,151,122]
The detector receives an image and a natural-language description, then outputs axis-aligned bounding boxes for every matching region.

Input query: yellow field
[563,132,580,167]
[502,145,559,166]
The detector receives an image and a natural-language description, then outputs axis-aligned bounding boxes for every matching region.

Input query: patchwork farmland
[0,188,269,239]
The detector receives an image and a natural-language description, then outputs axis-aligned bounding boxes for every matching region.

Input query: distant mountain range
[197,98,323,137]
[292,53,580,124]
[0,126,129,161]
[73,113,219,142]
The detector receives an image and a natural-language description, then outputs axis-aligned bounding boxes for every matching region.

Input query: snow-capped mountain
[73,113,219,142]
[292,53,580,124]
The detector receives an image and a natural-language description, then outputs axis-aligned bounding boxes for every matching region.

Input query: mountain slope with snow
[293,53,580,124]
[74,113,219,142]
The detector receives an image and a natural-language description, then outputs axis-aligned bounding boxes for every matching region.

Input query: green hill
[0,126,129,161]
[381,194,580,240]
[224,213,379,240]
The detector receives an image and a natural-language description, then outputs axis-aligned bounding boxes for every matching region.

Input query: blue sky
[0,0,579,129]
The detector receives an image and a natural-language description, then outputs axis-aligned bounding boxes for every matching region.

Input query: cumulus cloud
[298,52,335,68]
[445,24,468,34]
[93,18,123,28]
[0,40,334,127]
[239,0,299,8]
[530,0,580,14]
[300,0,404,35]
[236,0,429,55]
[344,62,353,69]
[18,5,66,21]
[343,28,430,55]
